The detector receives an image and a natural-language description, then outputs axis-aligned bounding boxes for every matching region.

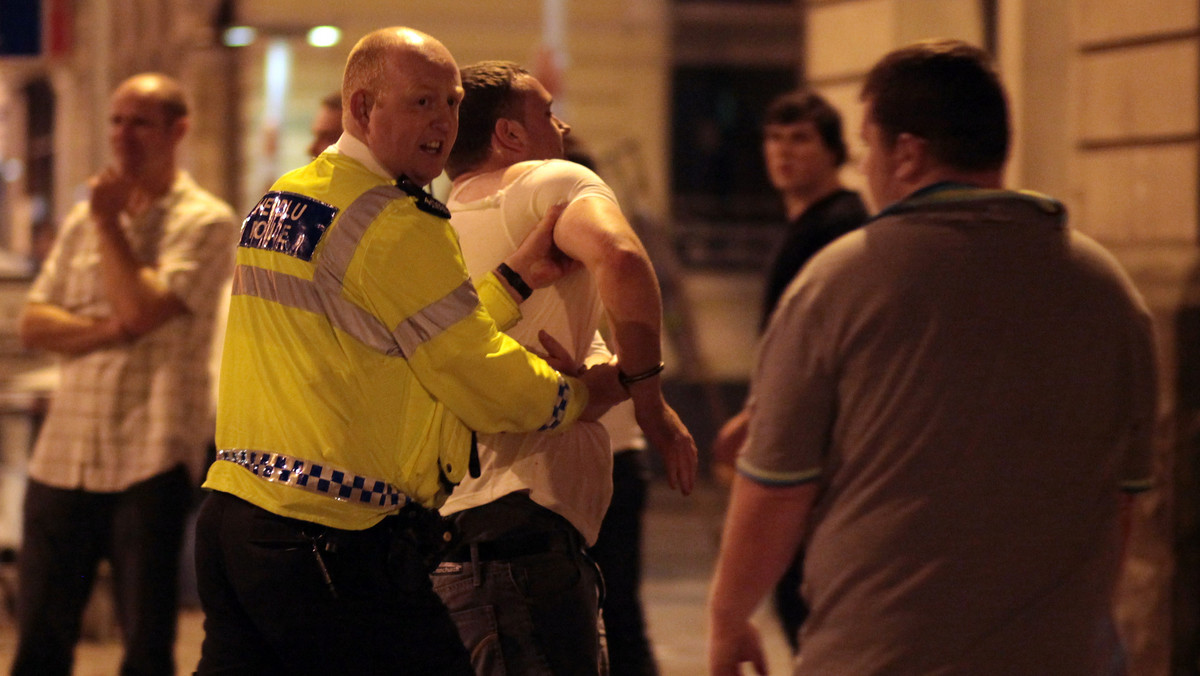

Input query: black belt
[441,528,577,563]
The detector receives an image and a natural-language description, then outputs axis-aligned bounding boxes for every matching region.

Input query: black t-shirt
[760,188,869,329]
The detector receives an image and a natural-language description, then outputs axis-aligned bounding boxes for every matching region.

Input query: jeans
[433,496,605,676]
[773,549,809,653]
[194,490,473,676]
[13,466,191,676]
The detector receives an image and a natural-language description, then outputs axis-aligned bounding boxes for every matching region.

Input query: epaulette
[396,175,451,219]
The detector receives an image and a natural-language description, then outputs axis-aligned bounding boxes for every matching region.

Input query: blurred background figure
[592,401,661,676]
[307,91,343,159]
[711,88,866,652]
[12,72,238,676]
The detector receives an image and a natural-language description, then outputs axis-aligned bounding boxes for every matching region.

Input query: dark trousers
[773,549,809,652]
[589,451,659,676]
[194,490,473,676]
[12,466,192,676]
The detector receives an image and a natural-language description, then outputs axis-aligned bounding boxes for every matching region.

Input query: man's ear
[892,132,929,184]
[493,117,526,155]
[168,116,189,145]
[348,90,374,130]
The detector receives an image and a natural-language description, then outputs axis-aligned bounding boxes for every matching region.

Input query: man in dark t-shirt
[758,90,868,328]
[714,88,868,652]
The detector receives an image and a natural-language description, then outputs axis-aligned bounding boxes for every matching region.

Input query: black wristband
[496,262,533,301]
[618,362,665,389]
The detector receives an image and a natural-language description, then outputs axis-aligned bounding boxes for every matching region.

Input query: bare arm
[553,196,698,495]
[18,302,129,355]
[708,477,819,676]
[90,168,189,337]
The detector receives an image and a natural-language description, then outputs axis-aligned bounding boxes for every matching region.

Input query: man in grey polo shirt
[707,40,1156,676]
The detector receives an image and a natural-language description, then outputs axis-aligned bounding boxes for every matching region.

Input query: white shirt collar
[329,132,394,181]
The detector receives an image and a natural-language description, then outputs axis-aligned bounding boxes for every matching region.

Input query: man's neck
[137,167,177,198]
[451,154,521,187]
[781,175,843,221]
[124,167,177,216]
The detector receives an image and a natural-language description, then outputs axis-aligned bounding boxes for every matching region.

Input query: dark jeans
[588,450,659,676]
[773,549,809,653]
[433,493,604,676]
[13,466,192,676]
[194,490,472,676]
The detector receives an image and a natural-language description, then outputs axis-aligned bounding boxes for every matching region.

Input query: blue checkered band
[216,449,409,507]
[537,374,570,431]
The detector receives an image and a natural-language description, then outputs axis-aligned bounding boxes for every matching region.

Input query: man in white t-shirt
[432,60,697,675]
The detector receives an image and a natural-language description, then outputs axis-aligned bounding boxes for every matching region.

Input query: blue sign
[240,191,338,261]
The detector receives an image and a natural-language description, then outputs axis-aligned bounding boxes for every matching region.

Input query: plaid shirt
[26,172,238,491]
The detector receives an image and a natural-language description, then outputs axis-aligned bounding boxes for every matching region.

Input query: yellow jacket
[205,151,586,529]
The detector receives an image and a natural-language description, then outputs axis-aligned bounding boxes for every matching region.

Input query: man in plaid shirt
[13,72,237,676]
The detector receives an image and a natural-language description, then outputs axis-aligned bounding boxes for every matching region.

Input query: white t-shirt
[440,159,620,544]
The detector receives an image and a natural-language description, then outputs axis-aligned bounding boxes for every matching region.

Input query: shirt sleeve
[475,270,521,331]
[738,272,834,486]
[26,204,89,307]
[524,160,620,216]
[158,209,240,317]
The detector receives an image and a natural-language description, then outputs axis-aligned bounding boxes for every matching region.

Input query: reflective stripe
[232,183,485,358]
[393,281,480,358]
[216,448,409,507]
[232,265,400,356]
[316,185,398,284]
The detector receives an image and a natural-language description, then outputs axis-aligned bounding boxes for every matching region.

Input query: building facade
[0,0,1196,672]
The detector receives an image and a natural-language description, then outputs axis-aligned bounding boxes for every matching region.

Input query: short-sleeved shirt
[26,172,238,491]
[739,187,1156,675]
[439,159,619,544]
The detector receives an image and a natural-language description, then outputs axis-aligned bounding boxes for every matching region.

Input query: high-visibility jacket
[204,152,586,530]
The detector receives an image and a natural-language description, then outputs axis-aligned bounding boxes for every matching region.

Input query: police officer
[193,27,623,675]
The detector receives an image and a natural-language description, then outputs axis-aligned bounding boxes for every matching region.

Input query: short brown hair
[861,39,1009,172]
[321,91,343,111]
[342,32,393,105]
[763,89,848,166]
[446,60,531,179]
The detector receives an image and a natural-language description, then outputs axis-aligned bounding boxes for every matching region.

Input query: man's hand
[712,408,750,488]
[503,203,578,291]
[537,330,627,421]
[89,167,136,230]
[708,618,768,676]
[629,385,698,496]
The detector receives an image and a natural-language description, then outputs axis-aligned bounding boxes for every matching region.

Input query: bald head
[340,27,462,183]
[342,28,452,112]
[112,73,188,125]
[108,72,190,179]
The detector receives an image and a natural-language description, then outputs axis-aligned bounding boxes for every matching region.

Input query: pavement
[0,478,795,675]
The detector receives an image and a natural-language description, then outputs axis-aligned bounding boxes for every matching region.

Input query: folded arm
[18,302,129,354]
[90,173,189,337]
